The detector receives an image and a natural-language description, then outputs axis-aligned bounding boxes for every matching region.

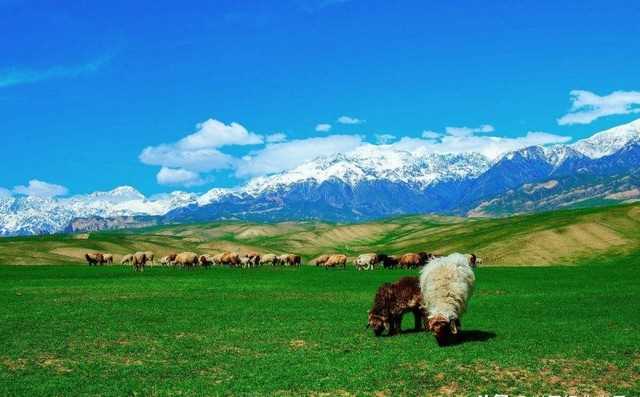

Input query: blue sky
[2,0,640,197]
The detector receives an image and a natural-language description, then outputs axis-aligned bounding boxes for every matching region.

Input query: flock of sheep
[84,250,461,271]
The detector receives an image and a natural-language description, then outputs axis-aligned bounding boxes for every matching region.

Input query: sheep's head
[367,312,389,336]
[427,315,459,346]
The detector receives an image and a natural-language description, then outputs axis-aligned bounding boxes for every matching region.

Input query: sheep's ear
[449,321,458,334]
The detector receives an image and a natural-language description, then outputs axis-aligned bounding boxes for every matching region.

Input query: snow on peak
[243,144,491,195]
[572,118,640,159]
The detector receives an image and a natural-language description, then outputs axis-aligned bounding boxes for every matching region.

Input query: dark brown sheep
[367,276,425,336]
[85,253,104,266]
[382,255,399,269]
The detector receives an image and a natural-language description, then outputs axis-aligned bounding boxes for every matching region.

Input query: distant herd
[84,249,479,346]
[84,250,473,271]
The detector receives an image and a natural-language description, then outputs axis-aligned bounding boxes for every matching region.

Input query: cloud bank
[558,90,640,125]
[12,180,69,198]
[139,118,572,187]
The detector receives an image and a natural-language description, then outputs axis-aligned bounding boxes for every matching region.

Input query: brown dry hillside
[1,203,639,266]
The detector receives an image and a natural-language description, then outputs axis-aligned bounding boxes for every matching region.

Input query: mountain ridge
[2,118,640,236]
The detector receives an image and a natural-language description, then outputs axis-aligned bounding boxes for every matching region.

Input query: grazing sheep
[382,255,399,269]
[200,255,214,268]
[277,254,301,267]
[324,254,347,269]
[399,253,422,269]
[419,253,476,346]
[313,255,330,267]
[160,255,174,266]
[132,252,147,272]
[260,254,277,266]
[175,252,199,268]
[367,276,425,336]
[120,254,133,265]
[144,251,155,266]
[102,254,113,264]
[85,253,104,266]
[220,252,241,267]
[355,253,380,271]
[244,252,261,267]
[212,253,225,266]
[240,256,253,268]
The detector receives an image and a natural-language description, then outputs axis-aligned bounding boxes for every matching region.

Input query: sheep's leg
[413,309,423,330]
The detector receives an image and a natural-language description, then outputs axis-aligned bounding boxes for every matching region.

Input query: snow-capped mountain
[571,118,640,159]
[243,145,490,196]
[0,187,198,236]
[2,118,640,236]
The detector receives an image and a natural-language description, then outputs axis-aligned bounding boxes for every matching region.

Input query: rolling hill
[1,202,639,266]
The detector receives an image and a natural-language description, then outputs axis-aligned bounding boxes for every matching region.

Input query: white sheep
[419,253,476,345]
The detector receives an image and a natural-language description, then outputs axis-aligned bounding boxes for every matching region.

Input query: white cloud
[139,145,234,172]
[315,123,332,132]
[0,187,12,198]
[558,90,640,125]
[392,131,570,160]
[13,180,68,198]
[445,124,495,137]
[421,130,441,139]
[0,54,114,88]
[266,133,287,143]
[337,115,364,125]
[139,118,257,179]
[176,119,263,150]
[374,134,396,144]
[156,167,204,186]
[236,134,364,177]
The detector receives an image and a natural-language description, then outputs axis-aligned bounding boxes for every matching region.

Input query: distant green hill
[1,203,639,266]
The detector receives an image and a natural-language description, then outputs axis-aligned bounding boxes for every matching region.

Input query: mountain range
[2,119,640,236]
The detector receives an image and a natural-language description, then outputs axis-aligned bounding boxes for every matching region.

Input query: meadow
[1,204,640,396]
[1,255,639,396]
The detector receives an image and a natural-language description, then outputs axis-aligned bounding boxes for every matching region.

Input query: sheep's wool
[419,253,475,321]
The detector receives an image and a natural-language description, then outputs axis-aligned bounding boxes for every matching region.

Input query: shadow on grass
[450,330,496,345]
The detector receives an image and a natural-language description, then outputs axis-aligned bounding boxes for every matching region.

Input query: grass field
[1,253,639,396]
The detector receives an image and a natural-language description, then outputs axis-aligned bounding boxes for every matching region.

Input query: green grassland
[1,204,640,395]
[1,256,639,396]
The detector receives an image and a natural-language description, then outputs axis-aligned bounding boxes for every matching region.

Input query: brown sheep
[102,254,113,264]
[220,252,240,267]
[324,254,347,269]
[85,253,104,266]
[367,276,425,336]
[212,253,225,266]
[313,254,330,267]
[175,252,199,268]
[399,253,423,269]
[132,252,147,272]
[276,254,300,267]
